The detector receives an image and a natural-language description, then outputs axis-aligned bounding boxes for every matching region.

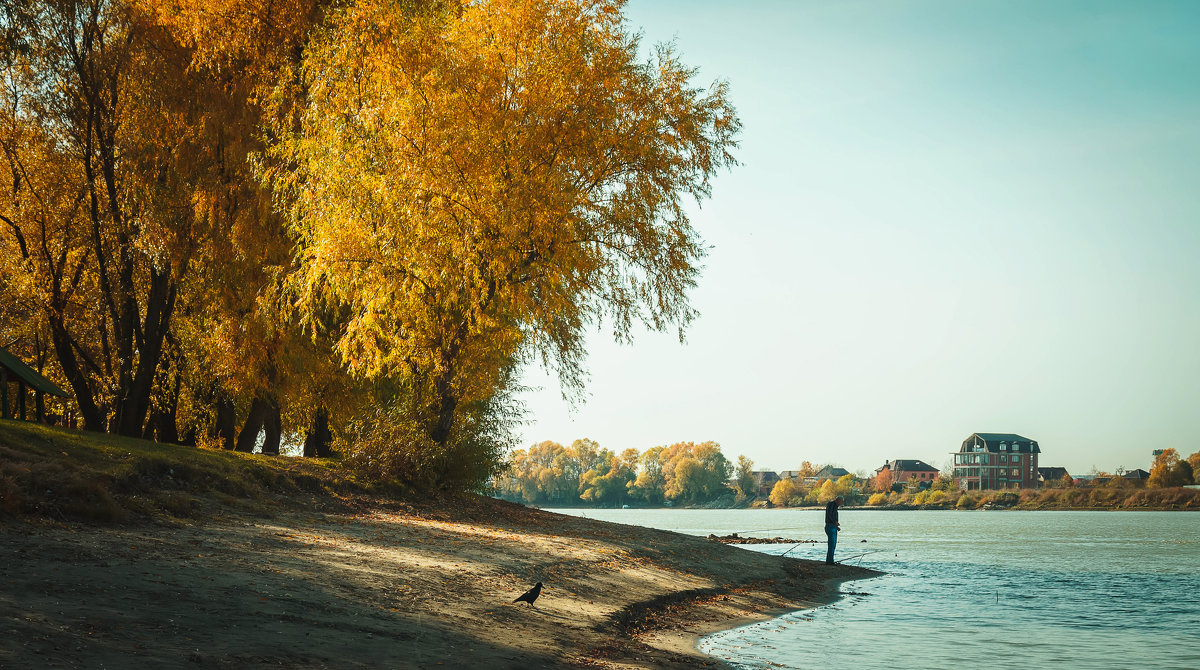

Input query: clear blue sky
[515,0,1200,476]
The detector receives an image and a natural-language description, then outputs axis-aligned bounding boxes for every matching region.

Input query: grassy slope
[0,419,370,523]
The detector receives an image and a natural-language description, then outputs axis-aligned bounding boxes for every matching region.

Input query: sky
[514,0,1200,476]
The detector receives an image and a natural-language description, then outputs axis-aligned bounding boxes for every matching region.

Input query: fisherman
[824,496,843,565]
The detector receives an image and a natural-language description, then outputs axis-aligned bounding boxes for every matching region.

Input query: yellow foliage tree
[816,479,838,504]
[1148,448,1192,488]
[262,0,740,463]
[769,479,796,508]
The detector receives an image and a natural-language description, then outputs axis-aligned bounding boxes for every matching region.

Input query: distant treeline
[493,440,757,507]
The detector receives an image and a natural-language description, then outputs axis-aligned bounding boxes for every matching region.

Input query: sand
[0,497,873,669]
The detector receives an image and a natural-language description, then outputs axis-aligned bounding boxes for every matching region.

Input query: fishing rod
[836,549,891,565]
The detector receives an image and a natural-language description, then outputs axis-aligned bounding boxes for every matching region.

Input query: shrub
[867,492,887,506]
[992,491,1019,507]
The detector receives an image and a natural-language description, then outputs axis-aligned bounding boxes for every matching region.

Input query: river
[546,508,1200,670]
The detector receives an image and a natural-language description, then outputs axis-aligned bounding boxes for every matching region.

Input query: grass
[0,419,383,524]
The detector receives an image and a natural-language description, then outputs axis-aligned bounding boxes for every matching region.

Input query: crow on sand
[513,582,543,607]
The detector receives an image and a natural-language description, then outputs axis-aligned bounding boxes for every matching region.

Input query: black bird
[513,582,543,607]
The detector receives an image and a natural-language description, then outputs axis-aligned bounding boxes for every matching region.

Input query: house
[752,471,780,496]
[874,460,939,487]
[1037,467,1071,487]
[952,433,1041,490]
[813,465,849,481]
[778,470,806,482]
[1123,469,1150,482]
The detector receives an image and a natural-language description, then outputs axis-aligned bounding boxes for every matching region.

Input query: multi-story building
[952,433,1040,490]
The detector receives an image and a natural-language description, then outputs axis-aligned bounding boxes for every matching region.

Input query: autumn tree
[797,461,817,479]
[733,455,756,500]
[1,0,192,434]
[1148,449,1186,488]
[580,447,636,506]
[659,441,733,504]
[872,468,894,493]
[768,479,796,508]
[0,0,337,448]
[262,0,739,486]
[628,446,667,504]
[816,479,838,504]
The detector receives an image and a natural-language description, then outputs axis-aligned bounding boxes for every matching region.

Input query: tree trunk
[115,268,177,438]
[303,407,332,458]
[261,398,281,456]
[49,321,104,431]
[235,397,268,453]
[214,396,237,450]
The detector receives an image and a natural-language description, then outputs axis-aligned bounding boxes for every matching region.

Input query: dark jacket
[825,500,839,525]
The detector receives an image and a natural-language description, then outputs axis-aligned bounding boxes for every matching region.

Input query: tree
[733,455,756,500]
[872,468,894,493]
[816,479,837,504]
[768,479,795,508]
[797,461,817,479]
[833,473,858,503]
[628,446,666,504]
[1149,449,1185,488]
[1176,460,1194,486]
[659,441,732,504]
[2,0,198,434]
[1188,451,1200,480]
[262,0,740,482]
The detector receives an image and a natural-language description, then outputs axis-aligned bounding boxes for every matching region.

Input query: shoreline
[1,497,874,669]
[640,573,869,668]
[543,504,1199,512]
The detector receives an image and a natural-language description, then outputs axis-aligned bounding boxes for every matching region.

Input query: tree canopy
[0,0,740,491]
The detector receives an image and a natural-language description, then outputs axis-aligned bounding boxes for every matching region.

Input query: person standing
[824,496,843,565]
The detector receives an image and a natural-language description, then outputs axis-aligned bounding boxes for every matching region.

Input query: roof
[958,433,1041,454]
[751,471,780,484]
[1123,469,1150,479]
[1038,467,1071,480]
[884,459,939,473]
[814,466,850,479]
[778,470,805,478]
[0,345,69,397]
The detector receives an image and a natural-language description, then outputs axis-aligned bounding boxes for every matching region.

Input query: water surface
[547,509,1200,670]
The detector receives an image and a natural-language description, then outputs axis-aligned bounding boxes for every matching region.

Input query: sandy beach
[0,497,872,669]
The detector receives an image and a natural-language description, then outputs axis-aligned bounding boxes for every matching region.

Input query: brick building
[952,433,1040,490]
